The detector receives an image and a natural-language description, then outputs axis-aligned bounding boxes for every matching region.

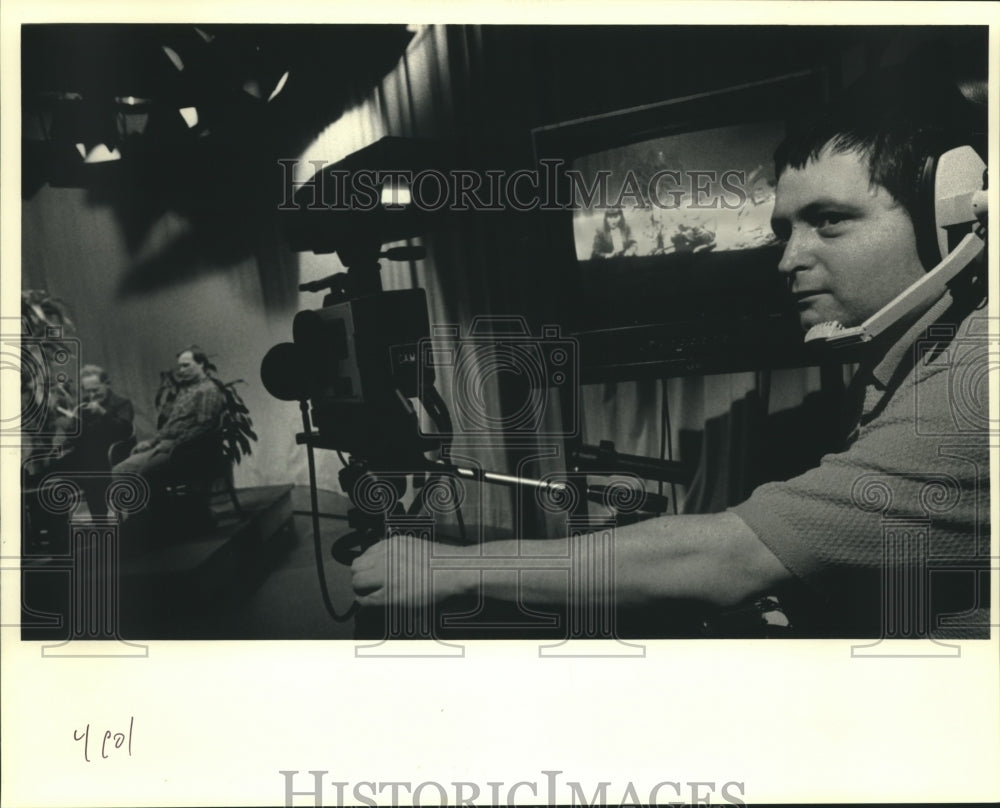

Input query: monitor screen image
[571,120,783,261]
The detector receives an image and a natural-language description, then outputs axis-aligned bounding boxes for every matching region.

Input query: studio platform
[18,484,330,642]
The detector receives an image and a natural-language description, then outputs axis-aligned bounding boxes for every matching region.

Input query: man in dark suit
[54,364,135,517]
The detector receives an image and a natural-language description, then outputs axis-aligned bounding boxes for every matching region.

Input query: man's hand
[81,400,105,416]
[351,535,473,609]
[152,439,175,455]
[132,439,154,454]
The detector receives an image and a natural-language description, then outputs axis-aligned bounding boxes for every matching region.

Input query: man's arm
[351,511,792,610]
[100,395,135,442]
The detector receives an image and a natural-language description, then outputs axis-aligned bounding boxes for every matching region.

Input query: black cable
[420,384,468,542]
[292,510,349,520]
[450,474,468,542]
[661,379,678,515]
[658,380,667,500]
[302,404,357,624]
[421,384,455,438]
[757,369,772,420]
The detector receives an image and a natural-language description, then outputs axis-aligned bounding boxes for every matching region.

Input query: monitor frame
[531,70,831,382]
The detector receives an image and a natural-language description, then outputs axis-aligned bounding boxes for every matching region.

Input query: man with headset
[351,73,990,639]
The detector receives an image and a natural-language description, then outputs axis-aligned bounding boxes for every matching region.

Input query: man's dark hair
[177,345,217,374]
[774,55,985,224]
[775,123,941,224]
[80,363,110,384]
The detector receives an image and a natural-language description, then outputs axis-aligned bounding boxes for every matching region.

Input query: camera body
[285,288,435,460]
[419,316,579,440]
[294,288,432,406]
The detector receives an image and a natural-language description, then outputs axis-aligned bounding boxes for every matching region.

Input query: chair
[107,429,137,468]
[160,412,242,523]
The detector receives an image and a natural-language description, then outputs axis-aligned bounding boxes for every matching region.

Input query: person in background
[111,347,225,488]
[51,364,134,518]
[591,206,638,258]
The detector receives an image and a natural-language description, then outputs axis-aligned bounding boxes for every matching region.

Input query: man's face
[175,351,205,382]
[80,375,109,404]
[771,146,926,331]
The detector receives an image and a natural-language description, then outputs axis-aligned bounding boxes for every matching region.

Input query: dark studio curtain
[295,26,517,536]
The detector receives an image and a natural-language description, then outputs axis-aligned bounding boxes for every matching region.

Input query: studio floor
[20,486,361,642]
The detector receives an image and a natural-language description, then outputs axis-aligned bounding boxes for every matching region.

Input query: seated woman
[590,206,638,259]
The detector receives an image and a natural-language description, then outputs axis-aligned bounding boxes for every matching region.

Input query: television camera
[262,138,693,622]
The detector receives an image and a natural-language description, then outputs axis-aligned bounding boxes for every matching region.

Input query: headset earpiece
[915,142,987,270]
[915,151,942,270]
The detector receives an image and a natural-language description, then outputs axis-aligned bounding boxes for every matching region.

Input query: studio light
[81,143,122,164]
[242,69,292,102]
[115,96,152,137]
[267,70,290,103]
[381,178,412,207]
[178,107,200,128]
[161,45,185,72]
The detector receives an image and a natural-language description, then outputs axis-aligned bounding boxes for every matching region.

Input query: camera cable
[301,402,358,623]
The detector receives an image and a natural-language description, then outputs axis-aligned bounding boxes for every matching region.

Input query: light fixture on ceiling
[178,106,200,128]
[267,70,290,102]
[115,95,153,137]
[381,177,412,208]
[162,45,185,72]
[80,143,122,164]
[243,69,291,103]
